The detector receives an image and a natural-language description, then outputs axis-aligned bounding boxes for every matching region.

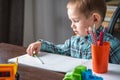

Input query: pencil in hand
[33,51,44,64]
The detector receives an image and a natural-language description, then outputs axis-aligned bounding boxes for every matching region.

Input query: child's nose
[71,23,76,29]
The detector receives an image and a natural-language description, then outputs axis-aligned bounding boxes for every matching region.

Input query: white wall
[54,0,72,43]
[33,0,55,42]
[23,0,72,47]
[24,0,35,47]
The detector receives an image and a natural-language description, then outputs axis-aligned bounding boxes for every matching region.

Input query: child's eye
[73,20,79,23]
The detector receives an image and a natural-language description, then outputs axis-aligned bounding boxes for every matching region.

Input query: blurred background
[1,0,116,47]
[0,0,72,47]
[24,0,72,46]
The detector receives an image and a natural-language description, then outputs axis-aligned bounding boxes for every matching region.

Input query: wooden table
[0,43,64,80]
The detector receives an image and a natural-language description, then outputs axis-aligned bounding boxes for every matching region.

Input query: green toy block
[63,65,87,80]
[63,77,73,80]
[63,72,73,80]
[73,65,87,74]
[73,73,82,80]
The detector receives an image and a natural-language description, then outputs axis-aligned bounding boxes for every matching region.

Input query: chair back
[107,6,120,40]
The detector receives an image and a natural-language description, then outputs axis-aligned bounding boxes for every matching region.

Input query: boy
[26,0,120,64]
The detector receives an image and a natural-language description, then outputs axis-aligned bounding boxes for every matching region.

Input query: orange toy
[0,58,18,80]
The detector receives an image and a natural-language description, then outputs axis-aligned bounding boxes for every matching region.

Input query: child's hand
[26,41,42,56]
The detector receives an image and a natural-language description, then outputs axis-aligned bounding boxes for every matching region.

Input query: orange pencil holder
[91,41,110,73]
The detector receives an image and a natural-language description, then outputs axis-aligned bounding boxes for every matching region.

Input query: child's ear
[92,13,102,27]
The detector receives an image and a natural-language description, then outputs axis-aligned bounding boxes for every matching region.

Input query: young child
[26,0,120,64]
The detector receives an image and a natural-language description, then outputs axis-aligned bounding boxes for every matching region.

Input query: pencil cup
[91,42,110,73]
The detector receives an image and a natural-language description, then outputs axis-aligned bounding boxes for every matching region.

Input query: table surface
[0,43,64,80]
[1,43,120,80]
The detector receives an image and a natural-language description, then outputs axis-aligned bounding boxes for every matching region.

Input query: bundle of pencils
[87,25,106,46]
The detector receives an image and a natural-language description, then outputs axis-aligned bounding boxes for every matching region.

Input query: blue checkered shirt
[39,27,120,64]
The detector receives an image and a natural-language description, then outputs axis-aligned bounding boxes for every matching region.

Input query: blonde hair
[67,0,106,21]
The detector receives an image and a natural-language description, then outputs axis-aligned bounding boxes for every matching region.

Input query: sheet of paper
[8,52,89,72]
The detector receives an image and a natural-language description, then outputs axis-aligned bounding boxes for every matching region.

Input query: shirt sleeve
[105,34,120,64]
[39,39,71,56]
[109,38,120,64]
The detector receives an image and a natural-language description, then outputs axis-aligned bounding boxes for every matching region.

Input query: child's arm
[109,38,120,64]
[39,39,71,56]
[105,33,120,64]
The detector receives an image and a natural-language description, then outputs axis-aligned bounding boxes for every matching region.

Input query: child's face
[67,7,93,37]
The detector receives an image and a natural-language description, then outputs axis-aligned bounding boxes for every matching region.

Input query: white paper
[8,52,89,72]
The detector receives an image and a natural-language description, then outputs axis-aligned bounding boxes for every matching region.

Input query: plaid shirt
[40,27,120,64]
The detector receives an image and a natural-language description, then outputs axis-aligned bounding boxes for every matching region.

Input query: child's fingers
[26,41,41,56]
[26,46,31,55]
[26,45,35,56]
